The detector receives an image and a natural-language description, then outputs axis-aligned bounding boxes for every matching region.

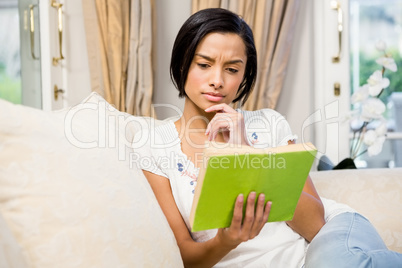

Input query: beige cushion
[0,213,28,268]
[311,168,402,253]
[0,93,183,267]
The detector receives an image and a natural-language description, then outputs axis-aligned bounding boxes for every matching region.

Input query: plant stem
[352,122,368,159]
[377,66,386,98]
[354,149,368,159]
[350,131,356,156]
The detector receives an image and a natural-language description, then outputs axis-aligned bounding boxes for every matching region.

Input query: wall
[152,0,190,119]
[275,0,314,145]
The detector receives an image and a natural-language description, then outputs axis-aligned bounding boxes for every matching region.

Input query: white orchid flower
[350,117,365,131]
[363,129,386,156]
[375,120,388,136]
[367,136,386,156]
[361,98,386,120]
[351,84,369,104]
[375,40,386,51]
[367,70,390,96]
[376,57,397,72]
[363,130,377,146]
[348,42,396,160]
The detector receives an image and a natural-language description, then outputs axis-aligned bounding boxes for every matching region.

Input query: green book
[190,142,317,232]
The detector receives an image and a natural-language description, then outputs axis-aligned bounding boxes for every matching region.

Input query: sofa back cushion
[0,93,183,267]
[311,168,402,253]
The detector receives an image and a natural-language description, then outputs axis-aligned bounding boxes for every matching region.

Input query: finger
[230,194,244,230]
[241,192,256,240]
[250,193,266,238]
[206,112,247,144]
[206,112,231,133]
[205,103,236,114]
[261,201,272,229]
[205,110,241,136]
[210,117,241,144]
[206,117,233,140]
[209,123,233,142]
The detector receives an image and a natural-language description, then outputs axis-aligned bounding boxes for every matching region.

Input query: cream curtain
[191,0,300,110]
[82,0,154,115]
[126,0,154,116]
[82,0,130,111]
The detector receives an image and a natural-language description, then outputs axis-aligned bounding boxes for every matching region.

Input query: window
[349,0,402,168]
[0,0,21,104]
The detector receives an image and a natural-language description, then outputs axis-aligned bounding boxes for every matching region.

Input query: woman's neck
[175,97,224,144]
[178,98,213,130]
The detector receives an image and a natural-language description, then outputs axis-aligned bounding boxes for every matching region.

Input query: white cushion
[0,213,28,268]
[0,93,183,267]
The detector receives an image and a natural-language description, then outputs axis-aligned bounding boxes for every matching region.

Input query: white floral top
[132,109,353,268]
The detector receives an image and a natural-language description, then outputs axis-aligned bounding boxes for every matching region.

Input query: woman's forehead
[195,32,247,60]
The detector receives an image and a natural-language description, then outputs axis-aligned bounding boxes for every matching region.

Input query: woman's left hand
[205,104,249,145]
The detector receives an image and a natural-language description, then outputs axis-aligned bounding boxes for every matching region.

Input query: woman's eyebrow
[195,53,244,65]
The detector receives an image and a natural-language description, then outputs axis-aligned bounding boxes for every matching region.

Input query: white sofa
[310,168,402,253]
[0,93,401,268]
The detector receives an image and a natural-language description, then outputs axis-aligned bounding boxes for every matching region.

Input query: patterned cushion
[0,93,183,267]
[311,168,402,253]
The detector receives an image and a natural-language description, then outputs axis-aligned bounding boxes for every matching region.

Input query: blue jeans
[305,212,402,268]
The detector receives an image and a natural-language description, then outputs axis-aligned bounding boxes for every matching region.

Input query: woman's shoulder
[133,120,180,150]
[237,108,286,122]
[131,120,180,179]
[236,108,296,147]
[236,108,291,133]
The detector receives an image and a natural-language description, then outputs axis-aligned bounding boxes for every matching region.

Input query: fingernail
[238,194,244,202]
[259,194,265,201]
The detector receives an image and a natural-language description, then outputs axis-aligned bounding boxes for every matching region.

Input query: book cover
[190,142,317,232]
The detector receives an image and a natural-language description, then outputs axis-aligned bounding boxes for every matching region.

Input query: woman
[133,8,402,267]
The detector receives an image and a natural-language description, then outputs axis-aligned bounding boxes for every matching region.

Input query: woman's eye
[197,63,209,69]
[227,68,239,74]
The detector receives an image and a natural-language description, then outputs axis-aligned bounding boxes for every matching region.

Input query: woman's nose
[209,69,224,89]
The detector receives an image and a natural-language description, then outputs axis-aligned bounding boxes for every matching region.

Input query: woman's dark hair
[170,8,257,105]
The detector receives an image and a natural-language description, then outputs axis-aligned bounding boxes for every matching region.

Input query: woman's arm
[143,170,271,268]
[286,175,325,242]
[284,140,325,242]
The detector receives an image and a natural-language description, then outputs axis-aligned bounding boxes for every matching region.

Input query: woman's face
[184,32,247,111]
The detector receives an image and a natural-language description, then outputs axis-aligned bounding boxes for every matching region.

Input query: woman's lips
[203,93,224,102]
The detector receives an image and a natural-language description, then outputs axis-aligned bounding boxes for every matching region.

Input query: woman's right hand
[216,192,272,249]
